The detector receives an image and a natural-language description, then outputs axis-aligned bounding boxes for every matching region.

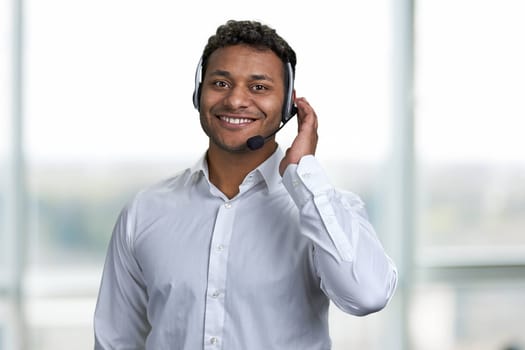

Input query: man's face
[199,44,285,153]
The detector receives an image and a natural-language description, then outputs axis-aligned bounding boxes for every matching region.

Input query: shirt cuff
[282,155,333,209]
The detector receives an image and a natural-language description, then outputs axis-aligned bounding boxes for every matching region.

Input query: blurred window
[1,0,11,275]
[1,0,12,347]
[411,282,525,350]
[10,0,525,349]
[414,1,525,349]
[416,0,525,260]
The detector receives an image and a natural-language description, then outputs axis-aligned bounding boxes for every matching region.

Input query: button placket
[203,200,236,349]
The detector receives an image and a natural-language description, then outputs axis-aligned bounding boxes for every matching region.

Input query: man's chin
[211,139,252,154]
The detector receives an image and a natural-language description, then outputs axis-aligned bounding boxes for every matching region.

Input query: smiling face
[199,44,286,154]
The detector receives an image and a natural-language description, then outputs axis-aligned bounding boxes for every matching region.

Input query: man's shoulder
[125,167,194,210]
[140,167,193,197]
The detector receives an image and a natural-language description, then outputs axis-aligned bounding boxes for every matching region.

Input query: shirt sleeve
[282,155,398,316]
[94,201,151,349]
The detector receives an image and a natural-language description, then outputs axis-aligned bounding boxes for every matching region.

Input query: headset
[192,57,298,125]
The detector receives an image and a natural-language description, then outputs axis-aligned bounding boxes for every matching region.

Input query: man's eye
[214,81,229,88]
[252,84,267,91]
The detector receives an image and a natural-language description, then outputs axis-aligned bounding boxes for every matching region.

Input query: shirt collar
[185,151,209,185]
[185,148,284,193]
[255,146,284,193]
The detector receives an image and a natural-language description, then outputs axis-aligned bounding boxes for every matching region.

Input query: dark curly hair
[201,20,297,77]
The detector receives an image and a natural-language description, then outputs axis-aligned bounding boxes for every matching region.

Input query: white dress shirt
[94,148,397,350]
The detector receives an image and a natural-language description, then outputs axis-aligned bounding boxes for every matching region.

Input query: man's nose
[223,86,251,109]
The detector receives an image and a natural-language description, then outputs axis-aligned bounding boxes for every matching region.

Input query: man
[94,19,397,349]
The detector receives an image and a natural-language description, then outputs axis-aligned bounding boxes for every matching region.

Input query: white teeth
[220,116,253,125]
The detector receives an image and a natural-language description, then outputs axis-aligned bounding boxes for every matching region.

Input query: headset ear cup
[193,84,201,111]
[281,105,298,124]
[281,62,295,123]
[290,104,298,117]
[193,57,203,111]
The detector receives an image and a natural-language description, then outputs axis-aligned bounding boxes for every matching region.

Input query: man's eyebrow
[209,70,231,78]
[208,70,275,82]
[250,74,274,82]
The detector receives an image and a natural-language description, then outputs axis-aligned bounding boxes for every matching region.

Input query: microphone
[246,123,287,150]
[246,105,298,150]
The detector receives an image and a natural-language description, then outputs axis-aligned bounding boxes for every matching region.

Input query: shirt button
[224,202,232,209]
[211,290,221,298]
[210,337,219,345]
[216,244,224,252]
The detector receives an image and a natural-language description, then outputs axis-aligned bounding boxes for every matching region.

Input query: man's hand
[279,97,318,176]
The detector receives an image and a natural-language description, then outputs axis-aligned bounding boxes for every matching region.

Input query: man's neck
[206,142,277,199]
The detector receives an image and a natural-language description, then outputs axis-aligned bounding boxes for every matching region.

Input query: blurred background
[1,0,524,349]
